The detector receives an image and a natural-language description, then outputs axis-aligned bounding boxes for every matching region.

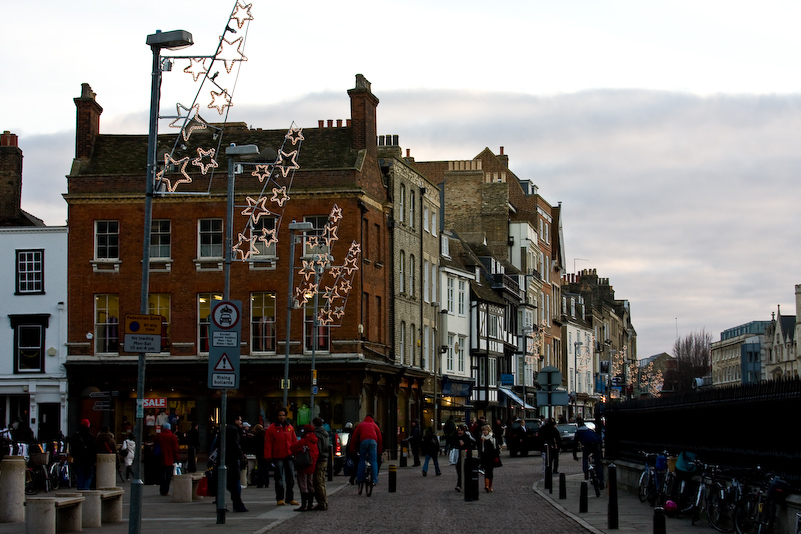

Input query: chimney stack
[498,146,509,168]
[347,74,379,158]
[74,83,103,159]
[0,130,23,222]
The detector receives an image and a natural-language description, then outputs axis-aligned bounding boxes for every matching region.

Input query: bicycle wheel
[366,480,373,497]
[707,483,735,533]
[638,469,651,503]
[733,491,760,534]
[357,480,364,495]
[590,471,601,497]
[49,463,60,491]
[24,468,40,495]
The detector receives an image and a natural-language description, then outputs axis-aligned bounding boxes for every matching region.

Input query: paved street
[1,453,718,533]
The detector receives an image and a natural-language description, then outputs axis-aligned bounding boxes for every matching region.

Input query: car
[331,428,348,474]
[556,423,577,450]
[506,419,541,457]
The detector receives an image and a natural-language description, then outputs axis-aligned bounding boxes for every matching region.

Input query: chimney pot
[406,148,410,157]
[1,131,18,147]
[337,119,342,127]
[327,119,334,128]
[500,146,504,155]
[318,120,324,128]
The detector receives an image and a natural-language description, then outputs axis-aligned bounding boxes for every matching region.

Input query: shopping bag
[449,448,459,465]
[196,476,209,496]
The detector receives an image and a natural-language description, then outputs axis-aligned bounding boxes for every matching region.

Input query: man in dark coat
[70,419,97,490]
[225,414,248,512]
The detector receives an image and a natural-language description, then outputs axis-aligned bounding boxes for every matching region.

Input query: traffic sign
[207,300,242,389]
[123,314,163,353]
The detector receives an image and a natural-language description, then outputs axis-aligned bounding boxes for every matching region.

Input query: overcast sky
[4,1,800,359]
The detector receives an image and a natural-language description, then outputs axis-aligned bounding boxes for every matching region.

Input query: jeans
[273,457,295,502]
[422,454,440,474]
[75,464,93,490]
[357,439,378,484]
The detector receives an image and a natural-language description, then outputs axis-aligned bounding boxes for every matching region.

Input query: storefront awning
[441,376,472,397]
[498,386,536,409]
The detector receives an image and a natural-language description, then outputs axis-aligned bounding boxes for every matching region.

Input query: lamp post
[283,221,313,410]
[573,341,582,420]
[131,29,193,534]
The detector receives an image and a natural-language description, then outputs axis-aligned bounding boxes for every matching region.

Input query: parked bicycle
[638,450,669,506]
[24,448,52,495]
[705,466,760,533]
[734,473,791,534]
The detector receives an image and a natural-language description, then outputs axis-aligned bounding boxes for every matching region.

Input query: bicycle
[637,450,669,506]
[357,456,373,497]
[706,466,753,533]
[24,449,52,495]
[586,450,601,497]
[734,474,791,534]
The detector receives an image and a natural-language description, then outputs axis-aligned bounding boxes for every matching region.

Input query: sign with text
[207,300,241,389]
[123,314,163,353]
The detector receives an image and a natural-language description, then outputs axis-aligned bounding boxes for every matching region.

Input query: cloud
[18,88,801,358]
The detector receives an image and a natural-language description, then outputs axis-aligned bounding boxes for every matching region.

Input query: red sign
[143,397,167,409]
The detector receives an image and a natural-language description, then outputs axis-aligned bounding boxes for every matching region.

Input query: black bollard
[464,455,480,502]
[608,463,619,529]
[559,472,567,500]
[388,464,397,493]
[579,481,588,513]
[654,507,666,534]
[544,464,552,492]
[327,444,334,481]
[399,446,407,468]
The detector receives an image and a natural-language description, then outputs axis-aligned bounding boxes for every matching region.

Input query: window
[198,293,223,352]
[458,280,466,316]
[10,315,48,373]
[253,217,277,258]
[94,294,120,354]
[16,249,44,294]
[423,260,430,303]
[399,184,406,224]
[150,220,171,259]
[458,335,466,373]
[148,293,171,351]
[95,221,119,260]
[399,251,406,293]
[198,219,223,258]
[400,321,406,364]
[251,292,276,352]
[430,211,437,236]
[431,263,437,303]
[409,254,415,296]
[409,191,415,229]
[305,305,330,352]
[411,323,417,366]
[423,325,430,369]
[304,215,330,257]
[446,276,454,312]
[423,206,429,232]
[446,334,454,372]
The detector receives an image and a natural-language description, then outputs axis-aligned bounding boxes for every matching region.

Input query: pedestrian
[492,418,505,449]
[421,427,441,476]
[97,425,123,483]
[186,423,199,472]
[155,421,179,496]
[478,424,500,492]
[290,424,319,511]
[443,416,456,452]
[540,418,562,475]
[225,414,249,512]
[448,424,475,492]
[406,419,422,467]
[264,407,299,506]
[311,417,329,510]
[253,424,270,488]
[348,414,382,487]
[121,432,135,481]
[69,419,97,490]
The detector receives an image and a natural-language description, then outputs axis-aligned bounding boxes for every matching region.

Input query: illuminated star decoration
[208,89,232,115]
[192,147,218,174]
[285,126,304,146]
[183,58,208,82]
[168,103,211,141]
[156,154,192,192]
[276,149,299,177]
[231,2,254,28]
[251,164,273,183]
[241,196,271,224]
[270,186,290,207]
[232,232,260,260]
[216,36,248,73]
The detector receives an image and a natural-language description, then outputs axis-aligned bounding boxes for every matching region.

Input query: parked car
[556,423,577,450]
[506,419,541,457]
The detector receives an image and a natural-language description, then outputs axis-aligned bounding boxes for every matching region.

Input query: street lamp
[573,341,582,420]
[283,221,313,410]
[132,28,193,534]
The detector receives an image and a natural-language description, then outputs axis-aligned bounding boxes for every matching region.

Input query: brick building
[64,76,426,451]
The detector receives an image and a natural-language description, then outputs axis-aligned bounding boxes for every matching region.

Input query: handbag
[493,455,503,468]
[196,475,209,496]
[448,448,459,465]
[293,447,313,470]
[120,448,129,457]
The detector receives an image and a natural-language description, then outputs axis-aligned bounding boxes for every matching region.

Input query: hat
[80,419,90,428]
[242,421,251,428]
[162,422,171,430]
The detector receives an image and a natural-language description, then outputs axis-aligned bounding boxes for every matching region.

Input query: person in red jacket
[290,425,318,511]
[264,408,299,506]
[348,414,382,486]
[156,422,180,496]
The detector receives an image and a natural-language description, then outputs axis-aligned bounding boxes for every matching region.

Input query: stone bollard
[0,456,26,522]
[74,491,102,528]
[173,474,194,503]
[24,497,56,534]
[96,453,117,489]
[608,463,619,529]
[388,464,397,493]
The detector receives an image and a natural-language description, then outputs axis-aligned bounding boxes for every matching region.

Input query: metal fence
[605,377,801,484]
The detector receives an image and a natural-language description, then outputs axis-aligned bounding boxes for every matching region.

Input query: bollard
[327,444,334,482]
[0,456,25,522]
[388,464,397,492]
[559,472,566,500]
[608,463,619,529]
[544,464,552,492]
[464,455,480,502]
[579,481,588,513]
[654,507,666,534]
[399,446,407,468]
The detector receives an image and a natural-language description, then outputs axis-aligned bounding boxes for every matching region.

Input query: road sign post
[207,301,242,389]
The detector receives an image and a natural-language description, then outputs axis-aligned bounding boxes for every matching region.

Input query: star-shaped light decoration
[338,278,352,294]
[343,254,360,274]
[168,103,211,141]
[230,2,254,29]
[276,149,299,177]
[192,147,219,174]
[156,154,192,192]
[183,58,208,82]
[317,308,334,326]
[285,126,304,146]
[241,196,270,224]
[251,164,274,183]
[270,186,290,206]
[208,89,232,115]
[329,205,343,223]
[232,232,260,260]
[216,36,248,73]
[332,306,346,320]
[321,223,339,247]
[298,259,316,281]
[258,226,278,248]
[328,265,342,278]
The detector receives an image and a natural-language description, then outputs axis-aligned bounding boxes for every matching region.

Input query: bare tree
[670,329,712,391]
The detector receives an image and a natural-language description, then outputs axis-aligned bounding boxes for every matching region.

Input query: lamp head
[146,30,194,50]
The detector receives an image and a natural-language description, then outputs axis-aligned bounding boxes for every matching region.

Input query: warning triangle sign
[213,353,234,371]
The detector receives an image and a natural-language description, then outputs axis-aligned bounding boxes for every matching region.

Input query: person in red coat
[156,422,180,496]
[348,414,382,486]
[264,408,299,505]
[290,425,319,511]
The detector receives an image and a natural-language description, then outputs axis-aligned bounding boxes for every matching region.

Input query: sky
[3,0,801,359]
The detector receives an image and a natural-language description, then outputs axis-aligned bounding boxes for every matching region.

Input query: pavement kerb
[533,475,605,534]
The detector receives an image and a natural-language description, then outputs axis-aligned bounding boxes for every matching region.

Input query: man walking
[225,415,248,512]
[69,419,97,490]
[264,408,298,506]
[155,422,179,496]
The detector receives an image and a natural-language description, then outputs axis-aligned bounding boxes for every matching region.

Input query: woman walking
[478,424,500,492]
[448,424,474,492]
[421,427,441,476]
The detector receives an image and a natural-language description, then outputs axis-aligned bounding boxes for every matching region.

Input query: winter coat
[290,430,319,475]
[156,428,180,466]
[348,416,382,454]
[264,422,297,460]
[314,425,330,461]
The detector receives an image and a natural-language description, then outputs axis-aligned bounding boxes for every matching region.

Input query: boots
[484,479,490,492]
[489,478,493,492]
[294,493,309,512]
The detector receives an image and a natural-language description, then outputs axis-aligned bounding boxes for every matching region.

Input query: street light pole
[283,221,313,410]
[573,341,582,420]
[132,29,193,534]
